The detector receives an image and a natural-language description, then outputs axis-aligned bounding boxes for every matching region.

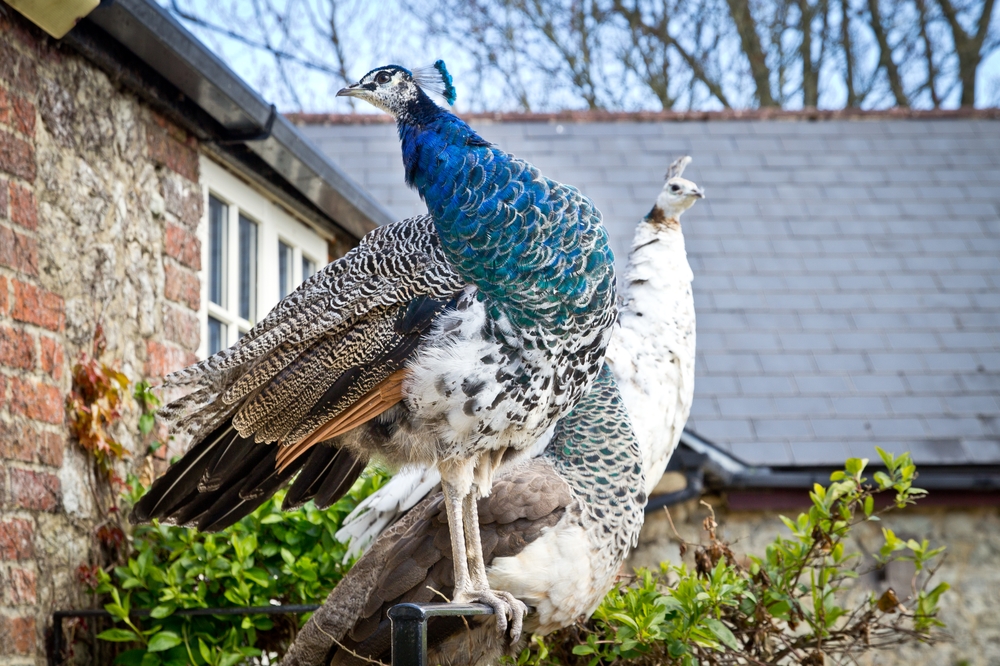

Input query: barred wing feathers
[132,217,464,530]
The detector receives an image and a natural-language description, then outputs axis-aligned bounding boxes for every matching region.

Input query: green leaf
[139,412,156,435]
[219,653,245,666]
[573,644,595,655]
[147,631,183,652]
[704,618,740,651]
[98,628,141,643]
[198,638,213,664]
[150,605,175,619]
[864,495,874,517]
[140,653,162,666]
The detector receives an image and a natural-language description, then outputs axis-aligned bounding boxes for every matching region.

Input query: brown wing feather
[280,459,574,666]
[330,460,573,664]
[276,369,408,472]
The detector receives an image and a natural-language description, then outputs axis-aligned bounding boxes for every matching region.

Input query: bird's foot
[456,588,528,642]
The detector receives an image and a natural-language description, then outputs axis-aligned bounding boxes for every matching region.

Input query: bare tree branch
[867,0,910,107]
[726,0,777,106]
[935,0,998,106]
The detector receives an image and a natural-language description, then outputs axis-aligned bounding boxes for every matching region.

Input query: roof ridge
[286,107,1000,125]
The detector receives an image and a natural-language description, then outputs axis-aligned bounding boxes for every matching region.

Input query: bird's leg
[462,488,527,642]
[439,459,524,641]
[439,477,474,602]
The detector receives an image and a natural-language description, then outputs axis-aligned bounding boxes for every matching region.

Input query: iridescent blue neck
[396,104,616,333]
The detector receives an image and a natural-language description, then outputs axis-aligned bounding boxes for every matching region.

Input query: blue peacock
[131,61,617,639]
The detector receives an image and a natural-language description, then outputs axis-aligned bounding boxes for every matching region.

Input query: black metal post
[388,602,493,666]
[48,604,320,666]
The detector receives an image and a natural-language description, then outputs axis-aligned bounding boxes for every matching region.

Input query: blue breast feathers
[399,112,615,333]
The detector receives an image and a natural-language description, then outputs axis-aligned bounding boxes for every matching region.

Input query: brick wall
[0,10,202,664]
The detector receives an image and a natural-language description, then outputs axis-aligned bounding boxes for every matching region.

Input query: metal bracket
[213,103,278,144]
[388,602,494,666]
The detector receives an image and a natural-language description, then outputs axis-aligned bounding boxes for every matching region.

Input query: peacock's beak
[694,188,706,199]
[337,84,364,98]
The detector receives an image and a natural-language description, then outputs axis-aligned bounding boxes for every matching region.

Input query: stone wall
[0,10,202,664]
[631,497,1000,666]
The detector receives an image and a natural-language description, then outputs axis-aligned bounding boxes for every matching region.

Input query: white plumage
[337,156,703,556]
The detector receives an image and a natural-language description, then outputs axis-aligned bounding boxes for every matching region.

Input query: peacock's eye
[375,71,391,85]
[670,184,681,193]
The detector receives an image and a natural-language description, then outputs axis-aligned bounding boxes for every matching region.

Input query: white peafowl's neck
[620,215,693,325]
[605,211,697,497]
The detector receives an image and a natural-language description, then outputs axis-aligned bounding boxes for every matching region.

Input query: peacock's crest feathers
[412,60,456,106]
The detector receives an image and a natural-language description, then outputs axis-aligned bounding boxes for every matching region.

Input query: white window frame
[198,156,327,359]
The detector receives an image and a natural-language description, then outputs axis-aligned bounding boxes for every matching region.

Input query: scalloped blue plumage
[397,103,616,333]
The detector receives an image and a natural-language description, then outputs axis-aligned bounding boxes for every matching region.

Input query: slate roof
[292,113,1000,469]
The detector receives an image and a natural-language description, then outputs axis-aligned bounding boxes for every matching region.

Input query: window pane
[279,241,293,299]
[208,316,227,355]
[208,195,227,307]
[238,214,257,322]
[302,256,316,283]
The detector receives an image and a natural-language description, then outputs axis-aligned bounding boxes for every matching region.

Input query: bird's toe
[464,589,527,642]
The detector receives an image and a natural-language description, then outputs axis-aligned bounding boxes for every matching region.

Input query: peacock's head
[338,61,456,120]
[654,155,705,221]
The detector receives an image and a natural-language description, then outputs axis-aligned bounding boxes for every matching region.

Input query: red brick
[0,614,36,655]
[0,225,38,275]
[0,86,9,127]
[0,325,34,370]
[12,95,34,137]
[0,421,64,466]
[147,118,198,182]
[8,182,35,229]
[39,336,63,380]
[3,568,37,605]
[9,468,61,511]
[40,430,64,466]
[0,519,33,560]
[11,280,63,331]
[144,339,192,378]
[0,276,6,314]
[0,421,39,464]
[163,262,200,310]
[163,305,200,351]
[164,222,201,270]
[0,129,34,181]
[8,377,63,424]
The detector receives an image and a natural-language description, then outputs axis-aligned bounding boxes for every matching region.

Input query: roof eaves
[287,108,1000,126]
[673,430,1000,493]
[79,0,393,238]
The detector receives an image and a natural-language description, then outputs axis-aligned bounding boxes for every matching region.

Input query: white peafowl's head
[337,62,456,119]
[652,155,705,224]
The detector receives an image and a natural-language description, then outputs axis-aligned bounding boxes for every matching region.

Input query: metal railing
[50,601,493,666]
[48,604,319,666]
[389,603,494,666]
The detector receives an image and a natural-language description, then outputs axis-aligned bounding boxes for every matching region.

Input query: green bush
[93,449,947,666]
[509,448,949,665]
[89,471,387,666]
